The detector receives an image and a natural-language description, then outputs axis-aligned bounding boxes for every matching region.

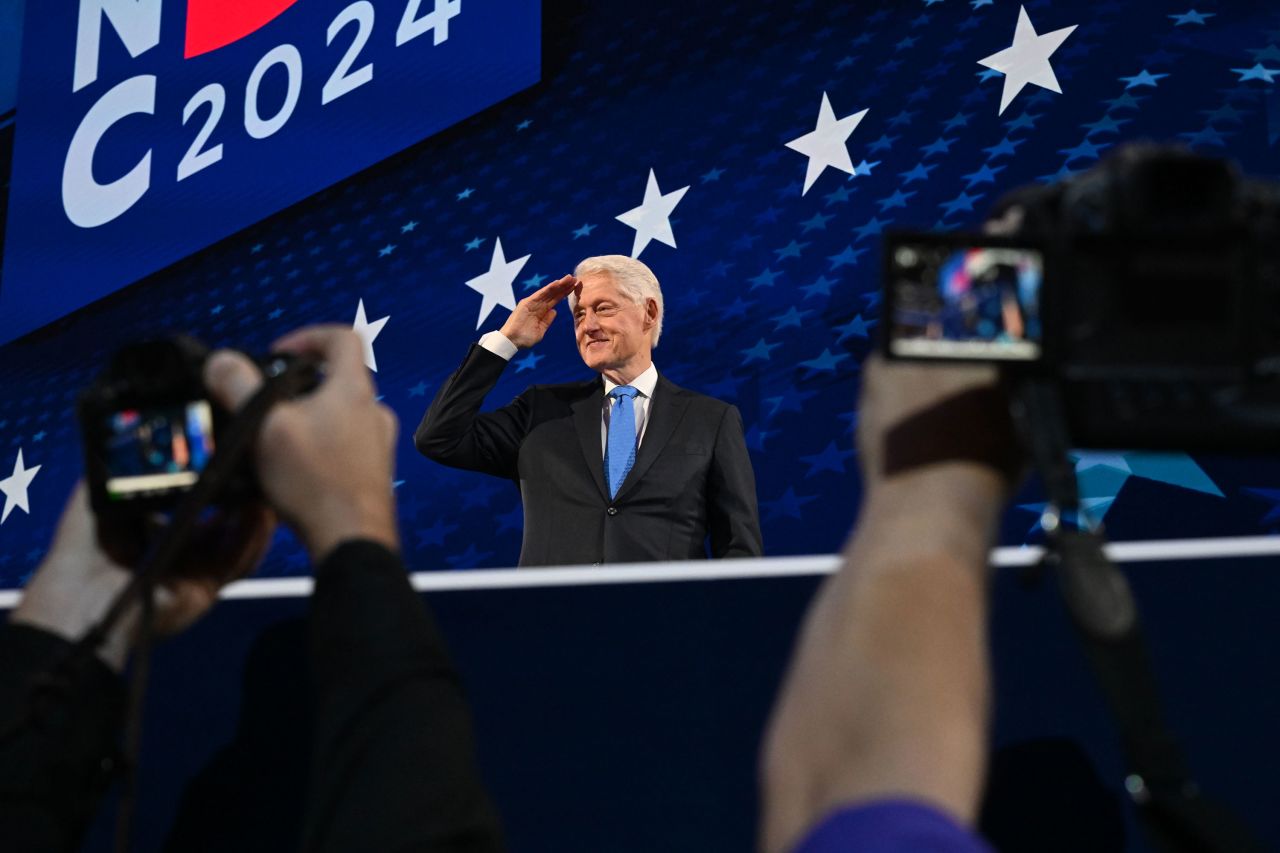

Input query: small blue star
[868,133,900,153]
[523,272,549,291]
[877,189,916,211]
[943,112,973,131]
[1179,125,1230,147]
[210,304,224,315]
[800,212,834,232]
[900,161,937,183]
[827,246,866,270]
[800,441,856,477]
[750,268,782,290]
[773,306,815,331]
[799,348,851,374]
[516,119,533,131]
[853,159,880,176]
[1104,93,1145,111]
[1082,115,1130,136]
[706,260,734,278]
[983,136,1025,160]
[920,136,957,157]
[971,0,993,7]
[886,109,918,128]
[401,220,419,233]
[572,223,596,239]
[267,307,284,320]
[456,187,475,200]
[761,487,819,520]
[741,338,782,363]
[515,351,544,372]
[250,243,264,254]
[962,163,1004,188]
[1060,139,1106,163]
[378,244,396,257]
[1005,111,1041,132]
[1232,64,1280,83]
[496,503,525,532]
[939,192,983,218]
[1170,10,1214,25]
[774,241,808,261]
[1248,46,1280,64]
[853,217,889,242]
[1119,69,1168,89]
[464,237,485,251]
[765,387,818,417]
[835,314,877,342]
[32,431,46,442]
[801,276,837,300]
[701,166,725,182]
[409,381,428,397]
[824,184,854,205]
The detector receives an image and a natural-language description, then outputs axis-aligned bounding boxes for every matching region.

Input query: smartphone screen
[103,400,216,499]
[886,237,1044,361]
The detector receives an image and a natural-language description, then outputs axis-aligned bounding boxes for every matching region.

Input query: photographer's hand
[12,483,273,670]
[760,355,1018,853]
[204,325,399,561]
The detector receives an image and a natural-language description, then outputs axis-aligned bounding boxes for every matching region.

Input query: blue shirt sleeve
[793,799,994,853]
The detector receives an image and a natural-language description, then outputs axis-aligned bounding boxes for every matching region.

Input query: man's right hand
[498,274,577,349]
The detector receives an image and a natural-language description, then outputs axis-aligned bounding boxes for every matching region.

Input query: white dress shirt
[478,331,658,454]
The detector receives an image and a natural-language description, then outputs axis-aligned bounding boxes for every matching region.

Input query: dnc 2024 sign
[0,0,540,344]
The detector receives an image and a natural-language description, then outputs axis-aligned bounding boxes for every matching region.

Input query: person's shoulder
[523,376,602,402]
[659,375,735,414]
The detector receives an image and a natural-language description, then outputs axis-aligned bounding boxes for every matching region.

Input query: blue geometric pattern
[4,0,1280,584]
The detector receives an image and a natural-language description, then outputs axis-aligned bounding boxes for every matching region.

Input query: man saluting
[415,254,763,567]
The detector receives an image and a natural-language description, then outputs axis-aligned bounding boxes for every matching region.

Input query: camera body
[883,143,1280,451]
[79,336,289,517]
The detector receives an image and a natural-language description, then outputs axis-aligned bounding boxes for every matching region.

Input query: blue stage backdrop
[4,0,1280,585]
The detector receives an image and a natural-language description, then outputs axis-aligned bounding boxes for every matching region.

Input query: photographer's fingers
[271,325,372,399]
[204,349,265,412]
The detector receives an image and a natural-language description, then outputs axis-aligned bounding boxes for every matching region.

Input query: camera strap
[2,354,317,853]
[1016,379,1263,853]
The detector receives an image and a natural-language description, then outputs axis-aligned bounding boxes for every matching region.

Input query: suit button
[607,507,618,516]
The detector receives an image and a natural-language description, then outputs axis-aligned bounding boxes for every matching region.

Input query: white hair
[570,255,665,347]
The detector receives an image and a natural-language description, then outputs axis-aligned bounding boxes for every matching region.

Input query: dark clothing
[0,541,503,853]
[414,345,763,566]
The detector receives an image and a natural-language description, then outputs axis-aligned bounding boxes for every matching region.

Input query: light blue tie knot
[606,386,639,499]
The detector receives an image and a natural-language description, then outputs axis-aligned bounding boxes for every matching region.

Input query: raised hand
[498,274,577,349]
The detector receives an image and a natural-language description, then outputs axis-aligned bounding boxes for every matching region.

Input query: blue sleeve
[793,799,994,853]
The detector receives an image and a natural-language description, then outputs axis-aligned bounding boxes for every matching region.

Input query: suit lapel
[615,374,690,501]
[572,381,609,501]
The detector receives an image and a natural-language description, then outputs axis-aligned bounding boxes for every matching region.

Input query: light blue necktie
[605,386,639,499]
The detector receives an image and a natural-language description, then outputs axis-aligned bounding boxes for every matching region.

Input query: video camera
[883,143,1280,451]
[78,336,317,517]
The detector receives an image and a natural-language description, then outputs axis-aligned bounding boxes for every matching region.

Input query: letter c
[62,74,156,228]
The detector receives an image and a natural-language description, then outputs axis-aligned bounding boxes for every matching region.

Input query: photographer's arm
[207,326,502,853]
[759,358,1010,853]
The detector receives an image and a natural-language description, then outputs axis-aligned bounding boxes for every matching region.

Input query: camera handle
[0,353,318,853]
[1014,379,1264,853]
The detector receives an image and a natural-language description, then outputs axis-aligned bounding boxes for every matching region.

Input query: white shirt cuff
[478,331,519,361]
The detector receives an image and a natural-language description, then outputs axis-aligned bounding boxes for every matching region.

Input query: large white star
[352,298,390,372]
[978,6,1078,115]
[465,237,530,329]
[616,169,690,258]
[785,93,869,195]
[0,449,41,524]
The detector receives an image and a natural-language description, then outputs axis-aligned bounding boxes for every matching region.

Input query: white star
[465,238,531,329]
[785,93,869,195]
[352,299,390,372]
[0,449,41,524]
[615,169,690,258]
[978,6,1078,115]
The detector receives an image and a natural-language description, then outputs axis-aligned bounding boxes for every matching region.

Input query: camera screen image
[888,242,1044,361]
[103,401,215,499]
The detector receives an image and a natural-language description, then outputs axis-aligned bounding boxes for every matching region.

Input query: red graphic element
[185,0,301,58]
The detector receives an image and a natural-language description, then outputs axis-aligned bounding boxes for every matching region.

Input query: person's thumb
[204,350,264,412]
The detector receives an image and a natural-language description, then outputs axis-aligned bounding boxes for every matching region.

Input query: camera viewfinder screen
[104,401,215,499]
[888,243,1044,361]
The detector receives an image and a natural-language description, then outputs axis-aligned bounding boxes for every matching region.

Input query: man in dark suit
[414,254,762,567]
